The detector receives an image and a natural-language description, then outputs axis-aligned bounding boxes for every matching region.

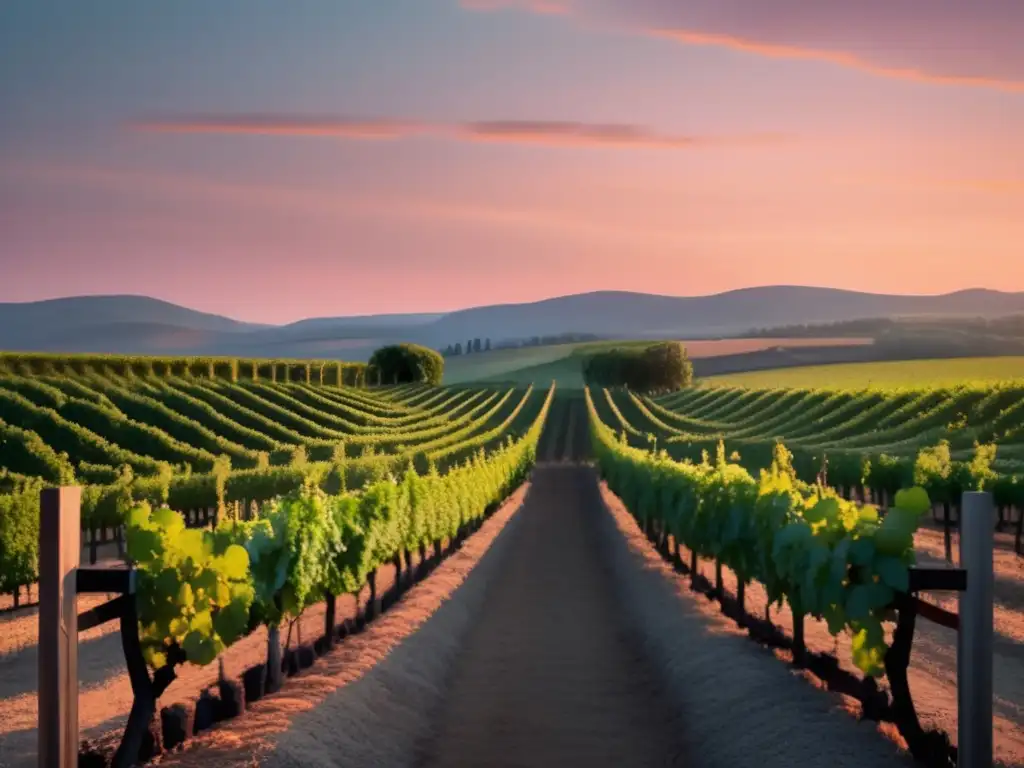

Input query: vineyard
[0,360,551,603]
[596,382,1024,532]
[1,362,1022,767]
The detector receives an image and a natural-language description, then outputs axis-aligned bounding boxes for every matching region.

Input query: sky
[1,0,1023,324]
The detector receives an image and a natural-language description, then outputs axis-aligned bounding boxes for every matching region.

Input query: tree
[367,343,444,386]
[582,341,693,392]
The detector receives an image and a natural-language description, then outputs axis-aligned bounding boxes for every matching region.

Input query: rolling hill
[2,287,1024,360]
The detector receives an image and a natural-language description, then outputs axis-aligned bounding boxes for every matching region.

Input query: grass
[443,337,873,387]
[443,340,662,388]
[706,356,1024,389]
[442,345,586,385]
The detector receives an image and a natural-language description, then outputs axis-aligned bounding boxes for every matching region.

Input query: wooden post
[959,492,994,768]
[38,487,82,768]
[943,501,953,563]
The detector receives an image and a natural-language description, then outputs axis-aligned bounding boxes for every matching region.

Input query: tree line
[442,338,492,356]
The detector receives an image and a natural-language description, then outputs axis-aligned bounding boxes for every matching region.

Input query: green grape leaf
[858,506,879,525]
[852,637,885,676]
[142,646,167,669]
[213,601,250,644]
[804,497,840,526]
[177,582,194,610]
[823,603,847,635]
[874,510,917,557]
[178,529,208,563]
[169,617,190,639]
[849,537,876,566]
[182,630,219,666]
[192,569,218,597]
[215,581,232,606]
[830,539,851,581]
[190,610,213,636]
[128,506,151,529]
[865,582,895,610]
[126,528,164,565]
[894,487,931,516]
[151,507,185,536]
[846,585,871,622]
[154,567,182,597]
[221,545,250,581]
[874,556,910,593]
[231,582,254,603]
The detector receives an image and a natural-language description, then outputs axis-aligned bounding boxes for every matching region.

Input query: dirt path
[419,466,687,768]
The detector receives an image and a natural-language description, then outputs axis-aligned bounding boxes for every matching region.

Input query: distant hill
[0,295,259,352]
[418,287,1024,346]
[3,287,1024,360]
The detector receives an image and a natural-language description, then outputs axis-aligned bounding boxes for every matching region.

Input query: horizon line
[0,284,1016,326]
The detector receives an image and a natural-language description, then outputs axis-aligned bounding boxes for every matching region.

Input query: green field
[442,340,656,387]
[443,337,873,387]
[706,357,1024,389]
[442,344,587,385]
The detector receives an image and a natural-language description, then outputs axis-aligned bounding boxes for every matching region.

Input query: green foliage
[586,387,929,677]
[0,352,367,385]
[367,344,445,386]
[244,488,344,627]
[0,479,43,595]
[127,503,255,669]
[0,418,75,484]
[112,382,550,672]
[584,342,693,393]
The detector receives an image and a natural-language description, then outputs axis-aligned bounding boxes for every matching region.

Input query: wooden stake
[38,487,82,768]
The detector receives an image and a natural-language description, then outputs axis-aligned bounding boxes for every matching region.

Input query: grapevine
[586,387,932,676]
[127,503,254,669]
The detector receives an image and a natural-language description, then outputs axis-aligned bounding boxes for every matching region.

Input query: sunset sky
[2,0,1023,323]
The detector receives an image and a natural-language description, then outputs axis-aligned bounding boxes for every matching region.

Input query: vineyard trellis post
[958,491,994,768]
[38,487,81,768]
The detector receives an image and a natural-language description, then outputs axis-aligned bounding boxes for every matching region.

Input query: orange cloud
[129,115,785,149]
[652,29,1024,94]
[461,0,1024,93]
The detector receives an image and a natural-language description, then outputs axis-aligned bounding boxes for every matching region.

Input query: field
[708,356,1024,388]
[597,379,1024,488]
[1,357,1023,767]
[443,336,873,387]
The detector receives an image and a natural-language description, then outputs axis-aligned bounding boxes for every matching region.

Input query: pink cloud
[129,115,785,149]
[462,0,1024,92]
